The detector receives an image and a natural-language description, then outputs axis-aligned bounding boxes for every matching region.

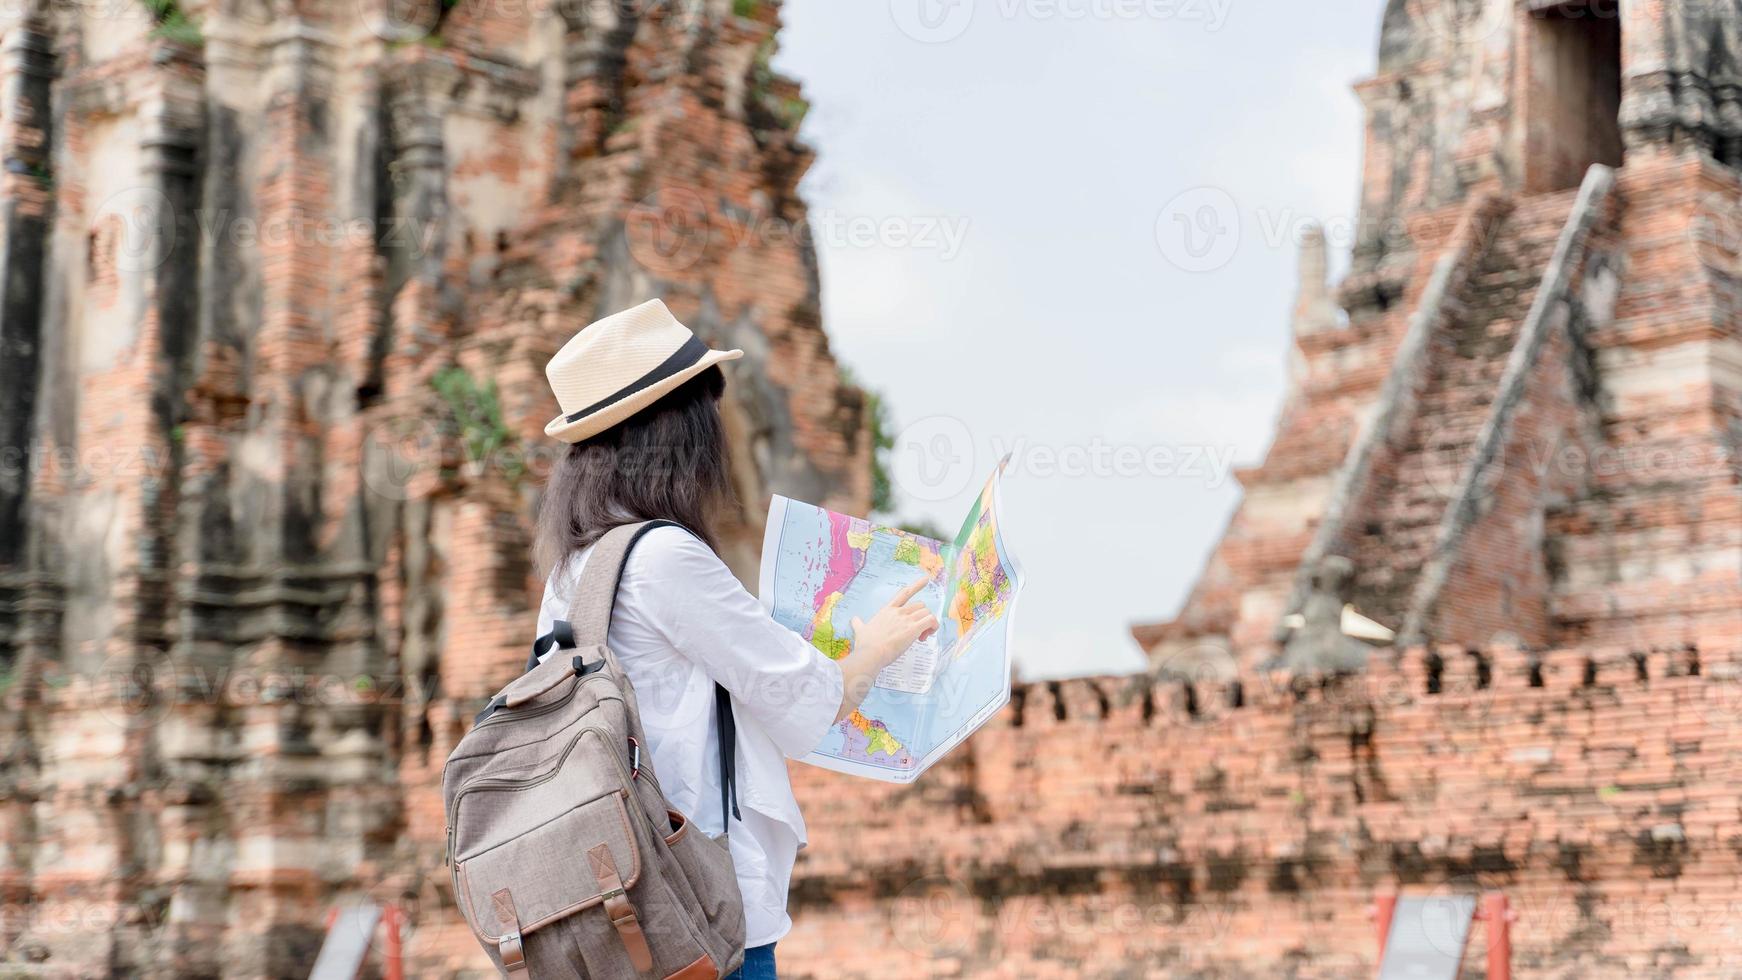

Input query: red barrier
[1373,890,1508,978]
[1373,894,1398,964]
[1484,893,1512,980]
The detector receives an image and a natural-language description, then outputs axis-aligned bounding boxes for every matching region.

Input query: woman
[533,299,937,980]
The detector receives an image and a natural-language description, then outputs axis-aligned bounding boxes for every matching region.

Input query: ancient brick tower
[0,0,867,973]
[1136,0,1741,670]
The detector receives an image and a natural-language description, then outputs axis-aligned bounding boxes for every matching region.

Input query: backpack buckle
[493,888,529,978]
[628,736,642,780]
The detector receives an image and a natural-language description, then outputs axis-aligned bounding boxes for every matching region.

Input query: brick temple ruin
[1134,0,1740,673]
[785,1,1742,977]
[0,0,868,973]
[0,0,1740,977]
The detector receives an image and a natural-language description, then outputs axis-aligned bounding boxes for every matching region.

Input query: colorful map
[759,465,1023,783]
[947,486,1012,644]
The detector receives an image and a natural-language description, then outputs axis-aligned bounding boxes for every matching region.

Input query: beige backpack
[443,521,746,978]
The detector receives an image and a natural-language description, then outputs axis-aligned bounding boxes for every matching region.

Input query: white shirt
[535,526,845,947]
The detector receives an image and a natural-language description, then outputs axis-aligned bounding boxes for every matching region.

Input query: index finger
[889,574,932,608]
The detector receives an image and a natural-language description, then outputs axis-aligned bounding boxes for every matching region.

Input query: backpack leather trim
[492,889,529,978]
[591,842,655,971]
[456,789,643,943]
[665,953,720,980]
[662,809,689,846]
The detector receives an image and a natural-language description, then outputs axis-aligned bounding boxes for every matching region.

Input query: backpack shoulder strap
[564,520,678,646]
[559,519,741,828]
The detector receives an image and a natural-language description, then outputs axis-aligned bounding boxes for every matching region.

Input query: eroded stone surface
[0,1,867,973]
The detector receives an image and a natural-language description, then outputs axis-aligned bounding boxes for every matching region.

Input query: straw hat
[543,299,743,443]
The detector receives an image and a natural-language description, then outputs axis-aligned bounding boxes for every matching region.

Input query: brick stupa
[785,3,1742,977]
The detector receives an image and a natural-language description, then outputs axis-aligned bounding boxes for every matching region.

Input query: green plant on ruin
[750,37,777,97]
[142,0,203,44]
[732,0,760,18]
[386,33,448,50]
[866,388,897,515]
[432,366,524,488]
[745,38,809,134]
[841,367,896,515]
[777,95,810,130]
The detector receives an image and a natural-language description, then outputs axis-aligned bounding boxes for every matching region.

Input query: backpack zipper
[470,673,585,730]
[443,675,622,775]
[446,724,638,866]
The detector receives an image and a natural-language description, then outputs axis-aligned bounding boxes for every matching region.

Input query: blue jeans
[724,943,776,980]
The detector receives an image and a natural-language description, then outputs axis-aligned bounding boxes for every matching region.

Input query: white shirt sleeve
[627,527,845,760]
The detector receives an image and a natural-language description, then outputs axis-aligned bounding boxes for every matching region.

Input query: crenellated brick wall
[784,643,1742,978]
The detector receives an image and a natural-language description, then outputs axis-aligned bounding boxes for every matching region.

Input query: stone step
[1346,196,1575,617]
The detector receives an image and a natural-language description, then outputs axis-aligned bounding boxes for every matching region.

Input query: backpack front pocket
[456,789,642,942]
[456,786,720,978]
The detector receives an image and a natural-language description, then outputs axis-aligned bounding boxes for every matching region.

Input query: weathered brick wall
[1546,154,1742,655]
[785,643,1742,979]
[0,0,870,974]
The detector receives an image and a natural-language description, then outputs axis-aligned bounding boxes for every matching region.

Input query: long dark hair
[535,366,734,573]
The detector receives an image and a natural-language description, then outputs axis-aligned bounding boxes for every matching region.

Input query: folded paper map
[758,462,1024,783]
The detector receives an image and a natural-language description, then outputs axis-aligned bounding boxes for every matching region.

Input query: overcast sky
[774,0,1391,679]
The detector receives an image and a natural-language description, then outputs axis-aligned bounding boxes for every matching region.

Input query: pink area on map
[813,511,866,614]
